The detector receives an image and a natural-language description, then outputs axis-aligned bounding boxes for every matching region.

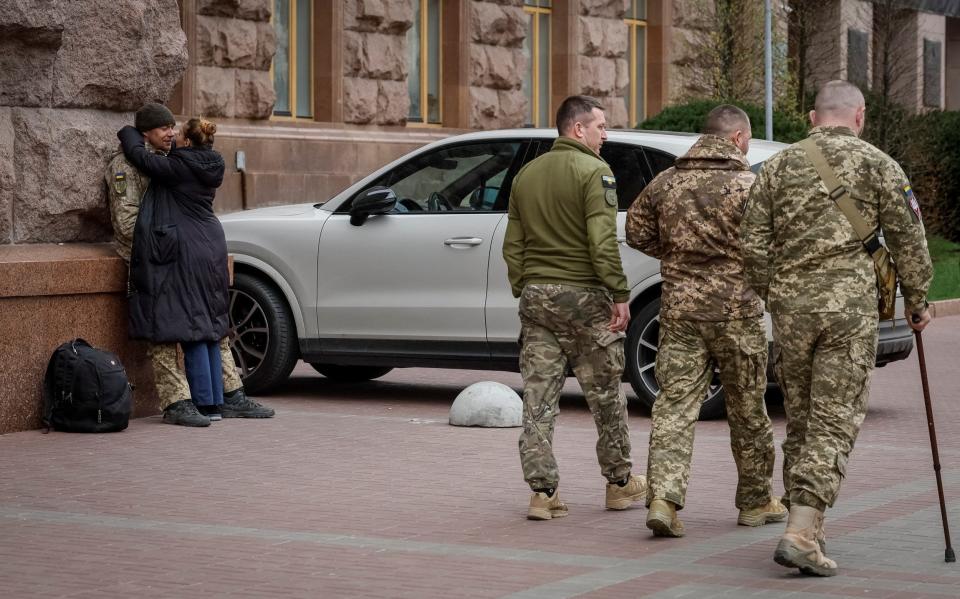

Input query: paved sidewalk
[1,318,959,598]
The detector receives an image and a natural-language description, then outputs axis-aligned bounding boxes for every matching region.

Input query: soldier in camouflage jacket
[627,105,784,539]
[742,80,933,576]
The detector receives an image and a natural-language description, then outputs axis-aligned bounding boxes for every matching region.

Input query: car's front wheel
[624,296,727,420]
[228,272,299,394]
[309,364,394,382]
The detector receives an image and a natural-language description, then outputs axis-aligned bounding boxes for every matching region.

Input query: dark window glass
[847,29,869,89]
[924,39,942,108]
[643,147,676,178]
[600,143,649,210]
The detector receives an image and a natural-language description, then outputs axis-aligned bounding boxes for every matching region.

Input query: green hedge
[898,110,960,243]
[636,99,809,144]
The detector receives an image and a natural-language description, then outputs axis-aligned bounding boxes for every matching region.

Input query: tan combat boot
[527,490,569,521]
[646,499,685,537]
[738,496,788,527]
[773,505,837,576]
[605,474,647,510]
[814,511,827,552]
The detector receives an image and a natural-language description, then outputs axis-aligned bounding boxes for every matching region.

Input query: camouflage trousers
[773,312,877,511]
[148,343,190,411]
[517,284,632,490]
[647,317,775,510]
[219,337,244,394]
[149,337,243,410]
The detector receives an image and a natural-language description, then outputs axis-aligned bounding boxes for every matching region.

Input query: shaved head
[814,80,865,116]
[703,104,751,137]
[811,80,866,134]
[702,104,752,154]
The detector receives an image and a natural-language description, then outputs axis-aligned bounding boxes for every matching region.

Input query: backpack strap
[797,137,885,260]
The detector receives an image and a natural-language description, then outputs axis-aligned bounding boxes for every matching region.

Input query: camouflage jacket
[104,146,151,262]
[625,134,761,321]
[741,126,933,315]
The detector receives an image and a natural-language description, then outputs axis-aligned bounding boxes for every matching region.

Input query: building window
[273,0,313,119]
[847,28,869,90]
[624,1,647,127]
[408,0,442,124]
[522,1,551,127]
[924,39,942,108]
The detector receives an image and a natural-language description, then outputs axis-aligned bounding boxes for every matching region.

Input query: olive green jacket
[504,137,629,302]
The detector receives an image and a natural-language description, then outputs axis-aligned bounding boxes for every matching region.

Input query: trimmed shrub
[901,110,960,243]
[637,99,809,144]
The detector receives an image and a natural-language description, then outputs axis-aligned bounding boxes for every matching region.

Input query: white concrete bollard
[449,381,523,427]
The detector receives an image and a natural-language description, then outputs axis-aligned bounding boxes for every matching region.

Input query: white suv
[220,129,915,419]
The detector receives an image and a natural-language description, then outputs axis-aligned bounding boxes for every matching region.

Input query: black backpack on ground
[42,339,133,433]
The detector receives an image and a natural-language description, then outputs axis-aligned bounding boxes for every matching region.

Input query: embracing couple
[105,103,274,426]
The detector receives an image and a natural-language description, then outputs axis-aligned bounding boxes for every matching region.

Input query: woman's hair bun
[199,119,217,137]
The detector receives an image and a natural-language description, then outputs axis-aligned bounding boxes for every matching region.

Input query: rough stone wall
[0,0,187,244]
[469,0,527,128]
[194,0,276,118]
[668,0,793,107]
[578,0,630,128]
[342,1,413,125]
[669,0,717,102]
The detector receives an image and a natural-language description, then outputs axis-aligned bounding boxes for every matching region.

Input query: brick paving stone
[0,316,958,598]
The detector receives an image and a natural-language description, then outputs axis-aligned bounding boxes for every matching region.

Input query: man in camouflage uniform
[105,103,274,426]
[504,95,645,521]
[742,80,933,576]
[626,105,786,538]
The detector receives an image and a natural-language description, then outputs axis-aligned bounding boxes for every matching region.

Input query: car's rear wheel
[229,272,299,394]
[309,364,394,382]
[625,296,727,420]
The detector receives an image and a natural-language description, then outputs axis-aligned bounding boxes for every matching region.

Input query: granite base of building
[0,244,159,434]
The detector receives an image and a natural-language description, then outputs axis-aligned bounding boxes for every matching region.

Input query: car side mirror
[349,186,398,226]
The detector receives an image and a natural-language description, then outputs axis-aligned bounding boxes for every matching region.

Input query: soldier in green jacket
[742,80,933,576]
[504,95,645,521]
[104,103,274,426]
[626,105,785,538]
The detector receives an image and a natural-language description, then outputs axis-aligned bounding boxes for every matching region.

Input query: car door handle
[443,237,484,247]
[617,237,627,244]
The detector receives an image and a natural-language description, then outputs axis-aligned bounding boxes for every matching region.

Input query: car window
[342,141,524,214]
[600,143,650,210]
[642,147,676,179]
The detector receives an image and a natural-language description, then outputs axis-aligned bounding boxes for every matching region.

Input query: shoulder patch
[902,184,921,223]
[604,188,618,207]
[112,172,127,196]
[601,175,617,189]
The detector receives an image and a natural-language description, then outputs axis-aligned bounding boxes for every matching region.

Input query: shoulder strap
[798,137,885,259]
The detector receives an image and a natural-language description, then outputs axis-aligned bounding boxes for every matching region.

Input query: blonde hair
[183,117,217,147]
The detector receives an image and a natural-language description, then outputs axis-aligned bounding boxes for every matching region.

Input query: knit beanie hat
[134,103,176,132]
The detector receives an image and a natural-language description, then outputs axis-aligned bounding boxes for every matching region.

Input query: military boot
[738,496,788,527]
[527,490,568,521]
[646,499,685,537]
[605,474,647,510]
[814,511,827,552]
[773,505,837,576]
[222,388,275,418]
[162,400,211,427]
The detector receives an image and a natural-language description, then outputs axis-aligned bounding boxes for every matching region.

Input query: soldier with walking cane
[741,80,934,576]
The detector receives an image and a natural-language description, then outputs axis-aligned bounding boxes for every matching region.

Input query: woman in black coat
[118,118,229,420]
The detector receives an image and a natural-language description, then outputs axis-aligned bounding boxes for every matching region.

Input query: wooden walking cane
[912,320,956,563]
